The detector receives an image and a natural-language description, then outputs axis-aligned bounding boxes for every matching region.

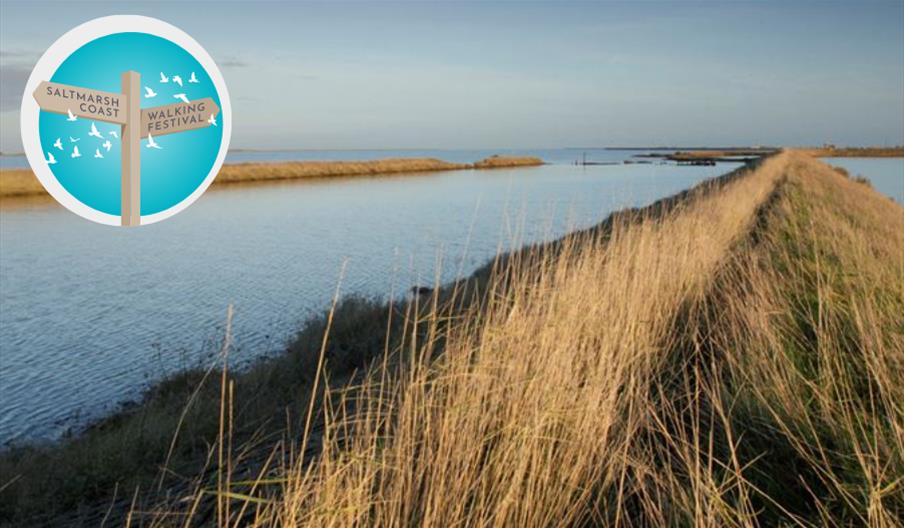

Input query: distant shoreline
[601,146,777,151]
[0,155,544,200]
[798,147,904,158]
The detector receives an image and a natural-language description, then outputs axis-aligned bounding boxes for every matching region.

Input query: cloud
[219,57,248,68]
[0,63,32,111]
[0,49,39,60]
[0,49,40,112]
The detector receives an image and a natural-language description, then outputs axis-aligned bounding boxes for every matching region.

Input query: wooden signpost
[33,72,220,226]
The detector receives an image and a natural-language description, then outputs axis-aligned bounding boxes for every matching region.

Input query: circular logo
[20,16,231,226]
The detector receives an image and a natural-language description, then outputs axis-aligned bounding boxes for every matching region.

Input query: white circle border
[20,15,232,227]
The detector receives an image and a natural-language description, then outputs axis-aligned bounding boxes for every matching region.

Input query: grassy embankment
[0,156,544,199]
[1,152,902,526]
[216,152,902,527]
[800,146,904,157]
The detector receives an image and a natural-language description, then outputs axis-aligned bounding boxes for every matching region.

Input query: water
[1,147,652,169]
[0,149,734,444]
[821,157,904,204]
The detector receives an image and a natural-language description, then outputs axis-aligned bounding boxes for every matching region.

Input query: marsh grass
[227,153,786,527]
[0,157,755,525]
[162,152,901,527]
[0,156,544,198]
[2,153,901,527]
[0,170,40,198]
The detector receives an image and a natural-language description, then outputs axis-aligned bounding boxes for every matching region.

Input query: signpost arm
[121,71,140,226]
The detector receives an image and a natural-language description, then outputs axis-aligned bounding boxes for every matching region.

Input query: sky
[1,0,903,151]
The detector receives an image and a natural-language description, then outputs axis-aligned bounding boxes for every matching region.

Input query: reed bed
[3,152,900,526]
[0,156,544,199]
[470,155,545,169]
[168,152,901,526]
[705,155,904,525]
[172,154,789,526]
[0,170,40,198]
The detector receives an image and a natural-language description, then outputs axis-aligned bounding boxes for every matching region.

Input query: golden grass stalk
[211,154,786,527]
[189,152,900,526]
[8,151,897,526]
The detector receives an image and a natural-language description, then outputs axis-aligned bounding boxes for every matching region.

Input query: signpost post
[121,71,140,226]
[33,72,220,226]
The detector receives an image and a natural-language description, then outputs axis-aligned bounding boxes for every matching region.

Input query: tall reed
[202,154,787,526]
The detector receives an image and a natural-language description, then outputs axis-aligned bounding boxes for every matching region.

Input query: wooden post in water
[120,71,141,227]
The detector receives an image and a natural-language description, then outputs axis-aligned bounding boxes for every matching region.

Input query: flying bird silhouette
[159,72,169,83]
[53,138,63,150]
[94,148,103,159]
[89,123,103,139]
[144,86,157,98]
[69,136,80,143]
[46,152,57,164]
[173,93,190,104]
[188,72,199,83]
[172,75,183,87]
[66,109,77,121]
[71,145,81,158]
[102,140,112,152]
[208,114,217,127]
[109,130,118,138]
[146,133,162,150]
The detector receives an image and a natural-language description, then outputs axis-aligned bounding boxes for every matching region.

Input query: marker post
[121,71,141,226]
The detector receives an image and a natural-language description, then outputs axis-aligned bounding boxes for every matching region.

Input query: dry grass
[470,155,545,169]
[4,152,900,526]
[800,147,904,157]
[163,154,787,526]
[158,152,900,526]
[215,158,469,185]
[0,170,41,198]
[0,156,544,199]
[708,155,904,525]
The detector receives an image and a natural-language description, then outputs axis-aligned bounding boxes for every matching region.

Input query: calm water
[2,150,734,444]
[822,158,904,204]
[1,147,649,169]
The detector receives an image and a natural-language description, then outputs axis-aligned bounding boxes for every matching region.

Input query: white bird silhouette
[94,148,103,159]
[46,152,57,164]
[71,145,81,158]
[208,114,217,126]
[144,86,157,98]
[89,122,103,139]
[159,72,169,83]
[188,72,199,83]
[146,133,162,150]
[102,140,112,152]
[53,138,63,150]
[173,93,190,104]
[66,109,77,121]
[69,136,80,143]
[172,75,183,87]
[109,130,118,138]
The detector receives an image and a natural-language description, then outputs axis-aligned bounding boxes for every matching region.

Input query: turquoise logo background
[39,32,223,216]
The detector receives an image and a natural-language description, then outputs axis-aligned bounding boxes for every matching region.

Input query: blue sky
[1,1,903,151]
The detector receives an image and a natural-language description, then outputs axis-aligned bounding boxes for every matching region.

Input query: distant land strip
[603,145,904,156]
[0,155,543,200]
[798,147,904,157]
